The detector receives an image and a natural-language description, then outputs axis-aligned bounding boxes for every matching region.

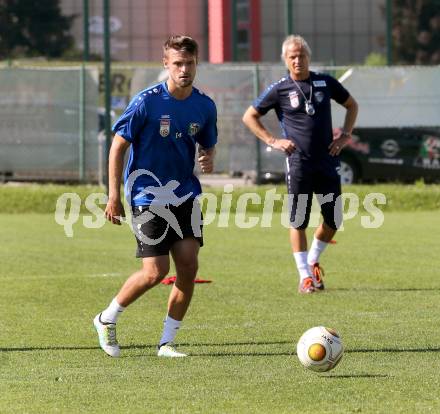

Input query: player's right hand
[270,138,296,155]
[105,199,126,225]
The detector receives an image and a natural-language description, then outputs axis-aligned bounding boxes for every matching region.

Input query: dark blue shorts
[286,158,342,230]
[131,199,203,258]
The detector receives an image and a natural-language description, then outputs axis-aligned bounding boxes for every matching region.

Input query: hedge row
[0,182,439,214]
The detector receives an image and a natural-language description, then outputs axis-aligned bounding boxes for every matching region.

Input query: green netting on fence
[0,66,99,181]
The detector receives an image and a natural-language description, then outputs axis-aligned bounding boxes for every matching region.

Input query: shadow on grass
[1,341,440,356]
[324,374,389,379]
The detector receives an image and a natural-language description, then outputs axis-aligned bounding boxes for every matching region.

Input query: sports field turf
[1,208,440,413]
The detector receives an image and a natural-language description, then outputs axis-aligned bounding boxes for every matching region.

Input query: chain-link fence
[0,66,99,182]
[1,64,439,183]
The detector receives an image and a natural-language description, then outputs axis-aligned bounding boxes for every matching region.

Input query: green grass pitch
[1,210,440,413]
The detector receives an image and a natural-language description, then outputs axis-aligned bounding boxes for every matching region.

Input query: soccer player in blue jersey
[94,35,217,357]
[242,35,358,294]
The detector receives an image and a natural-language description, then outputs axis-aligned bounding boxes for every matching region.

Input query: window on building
[237,28,250,60]
[235,0,251,61]
[236,0,250,22]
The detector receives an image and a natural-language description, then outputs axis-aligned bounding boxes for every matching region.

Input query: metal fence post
[79,64,86,181]
[285,0,293,35]
[83,0,90,62]
[103,0,112,192]
[386,0,393,65]
[253,64,261,184]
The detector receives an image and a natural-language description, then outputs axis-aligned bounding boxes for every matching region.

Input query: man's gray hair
[281,35,312,59]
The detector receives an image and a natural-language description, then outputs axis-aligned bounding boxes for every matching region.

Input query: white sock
[293,251,312,281]
[307,237,328,266]
[100,298,125,324]
[159,315,181,347]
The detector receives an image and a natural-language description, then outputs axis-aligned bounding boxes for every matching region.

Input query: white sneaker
[157,343,187,358]
[93,313,120,357]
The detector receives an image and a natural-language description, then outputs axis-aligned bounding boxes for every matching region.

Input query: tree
[392,0,440,64]
[0,0,76,59]
[364,52,387,66]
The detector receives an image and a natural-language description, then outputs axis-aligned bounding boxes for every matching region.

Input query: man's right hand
[105,199,126,225]
[270,138,296,155]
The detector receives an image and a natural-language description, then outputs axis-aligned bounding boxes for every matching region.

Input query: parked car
[256,127,440,184]
[339,127,440,184]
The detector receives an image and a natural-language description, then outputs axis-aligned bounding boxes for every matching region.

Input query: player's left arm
[341,95,358,137]
[197,100,217,174]
[198,146,216,173]
[329,94,359,156]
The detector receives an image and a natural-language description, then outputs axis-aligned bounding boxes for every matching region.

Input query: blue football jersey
[112,82,217,206]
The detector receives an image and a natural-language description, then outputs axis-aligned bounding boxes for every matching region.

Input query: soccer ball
[296,326,344,372]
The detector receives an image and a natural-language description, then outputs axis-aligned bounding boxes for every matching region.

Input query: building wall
[61,0,208,62]
[260,0,386,64]
[61,0,386,64]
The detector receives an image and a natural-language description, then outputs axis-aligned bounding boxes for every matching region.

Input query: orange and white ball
[296,326,344,372]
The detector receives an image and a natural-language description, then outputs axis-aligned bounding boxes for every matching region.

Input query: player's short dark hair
[163,35,199,57]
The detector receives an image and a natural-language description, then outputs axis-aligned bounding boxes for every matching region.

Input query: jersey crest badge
[314,91,325,103]
[160,119,170,137]
[313,80,327,87]
[289,91,299,108]
[188,122,200,136]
